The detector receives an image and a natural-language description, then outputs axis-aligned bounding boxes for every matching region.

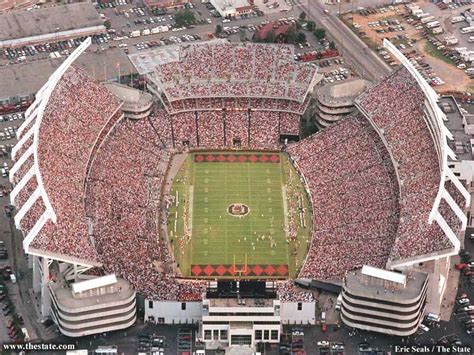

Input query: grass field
[168,152,311,279]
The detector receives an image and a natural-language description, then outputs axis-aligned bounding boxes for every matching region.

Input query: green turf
[168,152,311,279]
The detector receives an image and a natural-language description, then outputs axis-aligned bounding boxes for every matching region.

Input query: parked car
[457,298,470,306]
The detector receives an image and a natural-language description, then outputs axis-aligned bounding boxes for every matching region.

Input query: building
[8,38,472,347]
[0,3,105,48]
[104,83,154,120]
[145,281,315,349]
[254,22,291,43]
[0,48,137,105]
[315,78,370,128]
[341,266,429,336]
[49,274,137,337]
[0,0,38,13]
[210,0,253,18]
[440,95,474,185]
[143,0,190,10]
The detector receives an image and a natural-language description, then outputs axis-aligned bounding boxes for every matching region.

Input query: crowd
[250,111,280,149]
[225,111,249,147]
[13,46,467,303]
[86,115,207,301]
[288,114,400,280]
[145,109,300,150]
[163,96,310,117]
[197,111,225,147]
[357,67,465,261]
[277,280,315,303]
[12,66,125,262]
[156,42,317,103]
[279,113,301,136]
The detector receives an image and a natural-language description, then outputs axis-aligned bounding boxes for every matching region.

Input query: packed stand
[225,111,249,147]
[250,111,280,149]
[163,96,309,116]
[356,67,466,261]
[279,113,300,136]
[12,66,123,262]
[147,108,300,150]
[288,115,400,280]
[155,42,317,103]
[197,111,225,147]
[87,117,206,301]
[277,281,315,302]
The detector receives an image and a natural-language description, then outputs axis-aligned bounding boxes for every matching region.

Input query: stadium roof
[72,274,117,294]
[308,280,342,294]
[318,79,370,108]
[439,96,472,161]
[0,3,103,42]
[128,39,226,75]
[361,265,406,285]
[346,268,428,301]
[104,82,153,113]
[0,48,137,102]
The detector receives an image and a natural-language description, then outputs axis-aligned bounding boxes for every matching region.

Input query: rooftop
[0,3,103,42]
[104,82,153,113]
[128,40,226,75]
[212,0,251,11]
[345,268,428,303]
[209,298,275,308]
[318,79,370,107]
[52,277,134,310]
[361,265,406,285]
[72,274,117,294]
[440,96,472,161]
[0,48,137,100]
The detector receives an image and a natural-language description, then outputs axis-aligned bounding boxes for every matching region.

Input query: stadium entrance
[280,134,300,145]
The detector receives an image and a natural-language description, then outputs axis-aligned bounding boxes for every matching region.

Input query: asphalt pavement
[293,0,392,81]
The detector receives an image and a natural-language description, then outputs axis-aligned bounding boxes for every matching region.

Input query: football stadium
[168,151,311,279]
[8,37,471,345]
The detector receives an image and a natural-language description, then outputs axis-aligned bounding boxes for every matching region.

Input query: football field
[168,152,311,279]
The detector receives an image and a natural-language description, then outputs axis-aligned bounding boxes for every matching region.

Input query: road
[293,0,392,81]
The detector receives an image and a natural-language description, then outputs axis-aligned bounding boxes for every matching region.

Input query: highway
[294,0,392,81]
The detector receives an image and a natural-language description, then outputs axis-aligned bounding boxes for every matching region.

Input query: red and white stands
[152,43,317,116]
[288,115,399,279]
[9,39,470,302]
[356,66,468,266]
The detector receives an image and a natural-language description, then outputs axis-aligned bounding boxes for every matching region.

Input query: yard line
[247,162,253,267]
[225,162,228,263]
[190,154,196,266]
[279,157,290,268]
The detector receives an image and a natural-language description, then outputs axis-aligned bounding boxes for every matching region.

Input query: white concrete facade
[144,300,202,324]
[280,301,316,325]
[144,297,315,349]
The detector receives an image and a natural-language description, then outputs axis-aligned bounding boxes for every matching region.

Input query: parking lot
[0,110,35,346]
[342,2,473,93]
[1,0,343,69]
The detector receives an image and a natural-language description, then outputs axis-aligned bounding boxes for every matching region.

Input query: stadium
[9,37,471,345]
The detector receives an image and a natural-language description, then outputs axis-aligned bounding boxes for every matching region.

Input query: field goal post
[233,253,248,277]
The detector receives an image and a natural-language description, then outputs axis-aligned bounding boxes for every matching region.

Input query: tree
[174,9,196,28]
[285,25,297,44]
[313,28,326,40]
[299,11,306,21]
[240,31,247,42]
[265,30,276,43]
[215,24,223,36]
[306,20,316,32]
[104,20,111,30]
[297,32,306,44]
[329,41,336,50]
